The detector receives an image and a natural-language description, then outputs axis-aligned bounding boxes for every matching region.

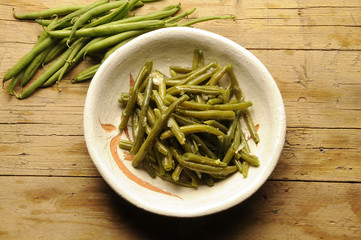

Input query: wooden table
[1,0,360,239]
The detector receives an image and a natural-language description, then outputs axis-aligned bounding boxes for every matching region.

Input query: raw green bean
[72,64,101,83]
[165,8,196,24]
[131,76,153,154]
[47,20,165,38]
[7,73,22,95]
[176,109,235,121]
[160,124,226,141]
[132,94,189,167]
[68,1,127,43]
[182,153,226,167]
[179,15,236,27]
[3,37,55,83]
[20,44,52,87]
[49,0,109,30]
[43,39,68,65]
[85,29,148,55]
[58,38,89,83]
[18,47,73,99]
[14,4,86,20]
[119,60,152,131]
[85,1,129,28]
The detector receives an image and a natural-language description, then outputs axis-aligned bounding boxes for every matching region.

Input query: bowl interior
[84,27,286,217]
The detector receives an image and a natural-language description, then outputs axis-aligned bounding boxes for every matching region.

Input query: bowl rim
[84,27,286,217]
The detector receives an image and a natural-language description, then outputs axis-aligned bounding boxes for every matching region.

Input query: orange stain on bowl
[110,133,182,199]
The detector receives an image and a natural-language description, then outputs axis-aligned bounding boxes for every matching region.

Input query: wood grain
[0,176,360,239]
[0,0,360,239]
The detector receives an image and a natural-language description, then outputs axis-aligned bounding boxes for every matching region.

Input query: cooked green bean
[160,124,226,141]
[131,76,153,154]
[169,66,192,74]
[190,134,218,159]
[14,4,86,20]
[159,171,195,188]
[192,48,201,71]
[183,153,226,167]
[203,120,228,133]
[119,60,152,131]
[171,113,201,126]
[166,85,224,96]
[162,152,174,172]
[171,148,237,176]
[152,90,186,145]
[222,121,242,165]
[244,110,260,143]
[207,64,231,86]
[223,111,241,151]
[176,109,235,121]
[171,164,183,181]
[132,94,189,167]
[164,94,252,111]
[242,161,249,178]
[119,139,134,151]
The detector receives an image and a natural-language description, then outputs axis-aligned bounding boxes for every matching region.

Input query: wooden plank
[0,176,359,239]
[1,49,359,129]
[1,1,361,50]
[1,123,360,182]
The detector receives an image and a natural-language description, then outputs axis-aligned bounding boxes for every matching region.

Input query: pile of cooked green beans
[118,49,260,188]
[3,0,235,99]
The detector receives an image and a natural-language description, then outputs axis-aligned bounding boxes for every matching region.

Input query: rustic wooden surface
[1,0,360,239]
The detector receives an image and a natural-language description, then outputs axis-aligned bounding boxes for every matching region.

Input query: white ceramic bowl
[84,27,286,217]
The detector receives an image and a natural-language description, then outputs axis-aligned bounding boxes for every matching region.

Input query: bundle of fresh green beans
[3,0,235,99]
[118,49,260,188]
